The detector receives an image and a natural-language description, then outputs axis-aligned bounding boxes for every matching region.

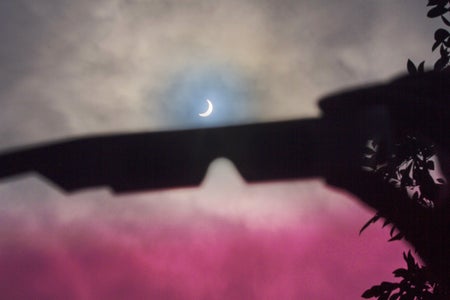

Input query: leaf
[435,28,449,43]
[434,57,444,70]
[361,290,374,298]
[380,282,397,290]
[434,55,450,71]
[427,0,447,6]
[389,292,400,300]
[418,61,425,73]
[428,5,448,18]
[360,214,380,234]
[362,282,398,299]
[390,226,396,237]
[393,268,409,278]
[399,162,414,186]
[379,294,389,300]
[407,59,417,74]
[389,232,404,242]
[382,219,391,228]
[402,252,408,262]
[433,41,441,51]
[433,28,450,50]
[434,53,449,71]
[362,286,381,298]
[442,15,450,27]
[404,251,416,270]
[440,45,449,57]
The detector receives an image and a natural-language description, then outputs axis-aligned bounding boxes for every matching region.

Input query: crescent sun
[199,99,213,117]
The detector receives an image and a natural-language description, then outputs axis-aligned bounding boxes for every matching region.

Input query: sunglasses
[0,71,447,194]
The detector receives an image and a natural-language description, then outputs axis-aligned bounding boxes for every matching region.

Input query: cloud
[0,196,410,300]
[0,0,438,147]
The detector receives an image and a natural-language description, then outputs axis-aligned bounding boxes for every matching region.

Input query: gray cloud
[0,0,438,148]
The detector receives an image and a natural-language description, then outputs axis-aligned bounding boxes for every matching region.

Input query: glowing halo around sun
[198,99,213,117]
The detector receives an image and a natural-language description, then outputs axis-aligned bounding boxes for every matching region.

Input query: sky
[0,0,442,299]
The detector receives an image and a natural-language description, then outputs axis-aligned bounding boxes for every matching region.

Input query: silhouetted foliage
[408,1,450,71]
[361,2,450,299]
[362,251,448,299]
[407,59,425,75]
[362,136,445,209]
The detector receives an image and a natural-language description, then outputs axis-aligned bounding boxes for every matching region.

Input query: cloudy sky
[0,0,441,299]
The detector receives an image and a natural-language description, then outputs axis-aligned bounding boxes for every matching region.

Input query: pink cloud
[0,202,410,300]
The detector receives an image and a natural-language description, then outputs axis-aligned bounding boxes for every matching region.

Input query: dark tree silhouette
[319,71,450,300]
[359,1,450,298]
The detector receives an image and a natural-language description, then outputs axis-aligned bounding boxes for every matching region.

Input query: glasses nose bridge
[197,126,251,181]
